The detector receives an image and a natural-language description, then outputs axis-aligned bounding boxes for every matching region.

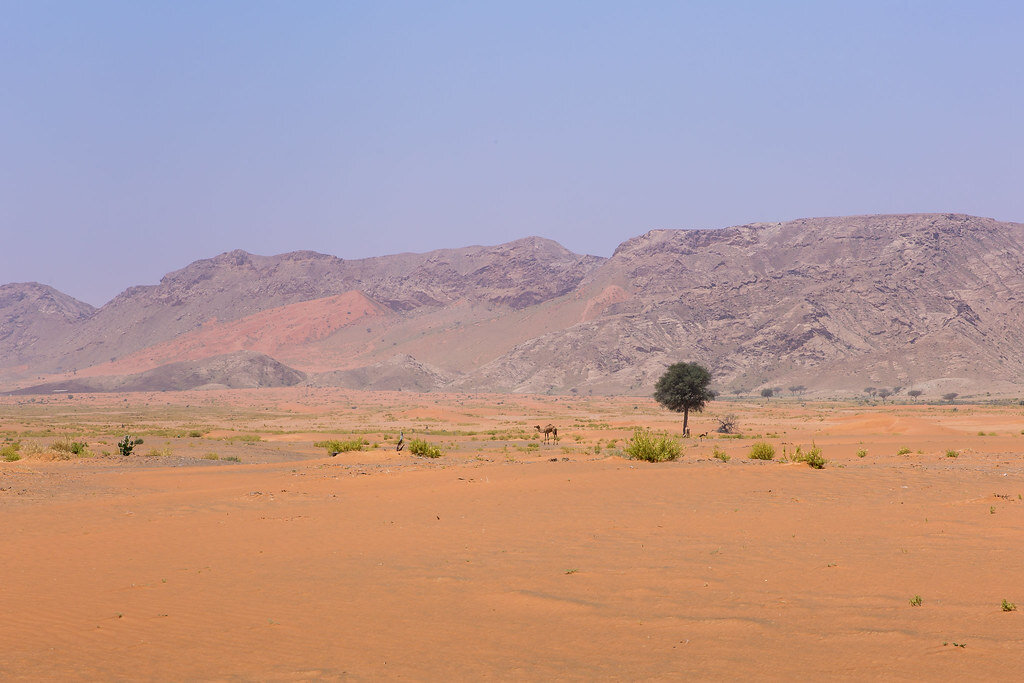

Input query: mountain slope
[0,283,96,369]
[458,214,1024,394]
[23,238,603,374]
[3,214,1024,396]
[8,351,305,394]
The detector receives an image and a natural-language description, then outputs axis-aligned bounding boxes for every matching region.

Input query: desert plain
[2,388,1023,680]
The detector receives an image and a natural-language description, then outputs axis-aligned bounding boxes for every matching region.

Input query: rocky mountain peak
[3,214,1024,396]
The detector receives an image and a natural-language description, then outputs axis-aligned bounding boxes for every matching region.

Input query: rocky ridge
[3,214,1023,396]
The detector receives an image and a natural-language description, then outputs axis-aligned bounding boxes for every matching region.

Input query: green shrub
[409,439,443,458]
[203,453,219,460]
[625,428,681,462]
[805,449,826,469]
[52,437,88,455]
[188,430,205,438]
[314,439,364,454]
[856,448,868,458]
[1002,599,1016,612]
[910,595,923,607]
[146,447,172,457]
[225,434,260,443]
[792,444,825,469]
[223,456,240,462]
[712,446,730,462]
[946,449,959,458]
[897,446,912,455]
[748,442,775,460]
[118,435,143,456]
[1,442,21,462]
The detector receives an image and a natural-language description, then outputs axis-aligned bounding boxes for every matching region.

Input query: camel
[534,424,558,443]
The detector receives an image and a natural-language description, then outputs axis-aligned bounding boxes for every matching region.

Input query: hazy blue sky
[2,1,1021,306]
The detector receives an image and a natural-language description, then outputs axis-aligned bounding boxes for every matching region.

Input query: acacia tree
[654,362,715,436]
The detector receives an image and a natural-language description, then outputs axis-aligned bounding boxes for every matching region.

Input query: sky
[1,1,1021,306]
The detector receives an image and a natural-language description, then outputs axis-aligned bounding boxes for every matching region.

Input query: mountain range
[3,213,1023,397]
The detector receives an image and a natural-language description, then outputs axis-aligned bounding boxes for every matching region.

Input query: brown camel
[534,424,558,443]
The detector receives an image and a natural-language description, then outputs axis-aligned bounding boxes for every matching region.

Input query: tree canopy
[653,362,715,435]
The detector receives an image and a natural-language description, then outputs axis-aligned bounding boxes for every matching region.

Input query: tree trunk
[682,407,689,436]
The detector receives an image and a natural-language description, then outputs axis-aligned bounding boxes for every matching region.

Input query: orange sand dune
[4,455,1023,679]
[819,412,958,436]
[2,393,1023,679]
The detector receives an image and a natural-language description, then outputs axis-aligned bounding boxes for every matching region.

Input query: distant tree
[788,385,806,395]
[654,362,716,436]
[877,388,892,402]
[761,388,774,399]
[730,388,745,395]
[864,387,877,397]
[942,392,959,402]
[907,390,923,401]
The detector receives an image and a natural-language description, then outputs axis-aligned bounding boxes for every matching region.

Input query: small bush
[409,439,443,458]
[146,447,172,457]
[795,445,826,469]
[188,430,204,438]
[314,439,364,454]
[52,437,88,455]
[896,447,912,456]
[226,434,260,443]
[625,428,681,462]
[946,449,959,458]
[2,442,21,462]
[21,442,44,457]
[712,446,730,462]
[203,453,219,460]
[910,595,923,607]
[223,456,240,462]
[748,442,775,460]
[118,435,143,456]
[856,448,868,458]
[1001,599,1016,612]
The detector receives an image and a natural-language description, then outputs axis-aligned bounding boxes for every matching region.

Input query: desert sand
[2,389,1023,679]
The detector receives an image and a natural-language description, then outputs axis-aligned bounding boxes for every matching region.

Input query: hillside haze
[3,214,1023,396]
